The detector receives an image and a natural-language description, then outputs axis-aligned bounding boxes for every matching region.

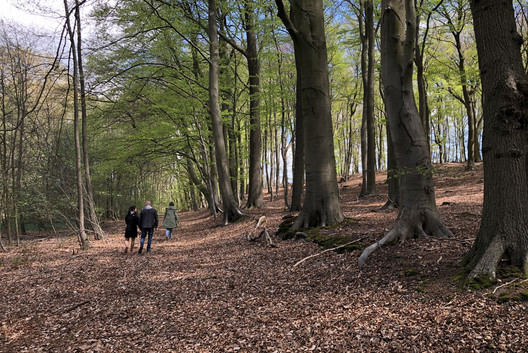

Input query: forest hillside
[1,163,527,352]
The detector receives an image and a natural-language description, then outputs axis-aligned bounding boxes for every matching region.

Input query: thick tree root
[358,209,452,267]
[222,207,244,226]
[358,228,399,267]
[468,237,504,279]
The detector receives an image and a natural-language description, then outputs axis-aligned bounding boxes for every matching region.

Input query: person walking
[163,202,179,240]
[138,201,158,254]
[124,205,139,253]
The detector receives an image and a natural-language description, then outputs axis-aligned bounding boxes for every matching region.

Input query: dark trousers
[139,228,154,250]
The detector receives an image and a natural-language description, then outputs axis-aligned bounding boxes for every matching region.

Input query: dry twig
[293,238,365,268]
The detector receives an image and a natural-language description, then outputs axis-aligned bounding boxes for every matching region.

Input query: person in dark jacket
[138,201,158,254]
[163,202,179,240]
[124,205,139,253]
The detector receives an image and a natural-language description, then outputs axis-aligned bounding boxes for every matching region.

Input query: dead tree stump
[247,216,276,247]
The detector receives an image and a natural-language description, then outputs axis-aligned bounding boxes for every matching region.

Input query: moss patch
[469,275,497,290]
[306,232,362,253]
[404,269,420,277]
[276,214,297,240]
[496,265,524,280]
[416,280,428,293]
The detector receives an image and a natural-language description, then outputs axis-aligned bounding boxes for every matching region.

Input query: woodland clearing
[1,163,527,352]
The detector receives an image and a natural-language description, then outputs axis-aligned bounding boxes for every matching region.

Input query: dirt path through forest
[1,163,527,352]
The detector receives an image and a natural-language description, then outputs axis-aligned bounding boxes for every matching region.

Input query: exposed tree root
[293,238,364,268]
[222,207,244,226]
[290,207,344,230]
[465,235,528,280]
[467,237,504,280]
[358,209,452,267]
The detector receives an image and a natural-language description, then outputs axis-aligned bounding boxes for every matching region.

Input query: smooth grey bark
[464,0,528,278]
[289,59,304,212]
[381,117,399,209]
[359,0,452,266]
[64,0,89,249]
[276,0,344,228]
[208,0,243,225]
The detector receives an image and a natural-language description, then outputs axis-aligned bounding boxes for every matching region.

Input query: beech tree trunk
[464,0,528,278]
[276,0,344,228]
[364,0,377,196]
[208,0,243,225]
[245,15,265,208]
[381,120,399,209]
[359,0,451,266]
[289,54,304,212]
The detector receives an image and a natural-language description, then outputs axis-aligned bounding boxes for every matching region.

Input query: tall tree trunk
[464,0,528,278]
[0,68,9,245]
[64,0,89,249]
[474,112,482,162]
[275,119,280,199]
[75,0,104,240]
[190,35,218,217]
[360,0,452,266]
[238,124,246,202]
[358,0,368,196]
[358,0,376,197]
[277,0,344,228]
[276,45,291,209]
[289,59,304,212]
[244,0,264,208]
[381,119,399,209]
[365,0,377,195]
[208,0,243,225]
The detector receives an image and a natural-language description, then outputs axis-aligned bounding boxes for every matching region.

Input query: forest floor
[1,162,528,352]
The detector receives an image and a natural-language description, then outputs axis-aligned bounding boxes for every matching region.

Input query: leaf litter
[1,163,527,352]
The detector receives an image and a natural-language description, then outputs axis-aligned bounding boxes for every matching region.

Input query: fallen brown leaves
[1,163,527,352]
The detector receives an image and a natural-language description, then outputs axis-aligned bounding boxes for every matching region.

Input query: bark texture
[289,62,304,212]
[464,0,528,278]
[359,0,451,266]
[244,0,264,209]
[276,0,344,228]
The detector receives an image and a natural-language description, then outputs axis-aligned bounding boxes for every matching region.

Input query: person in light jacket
[163,202,179,240]
[138,201,158,254]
